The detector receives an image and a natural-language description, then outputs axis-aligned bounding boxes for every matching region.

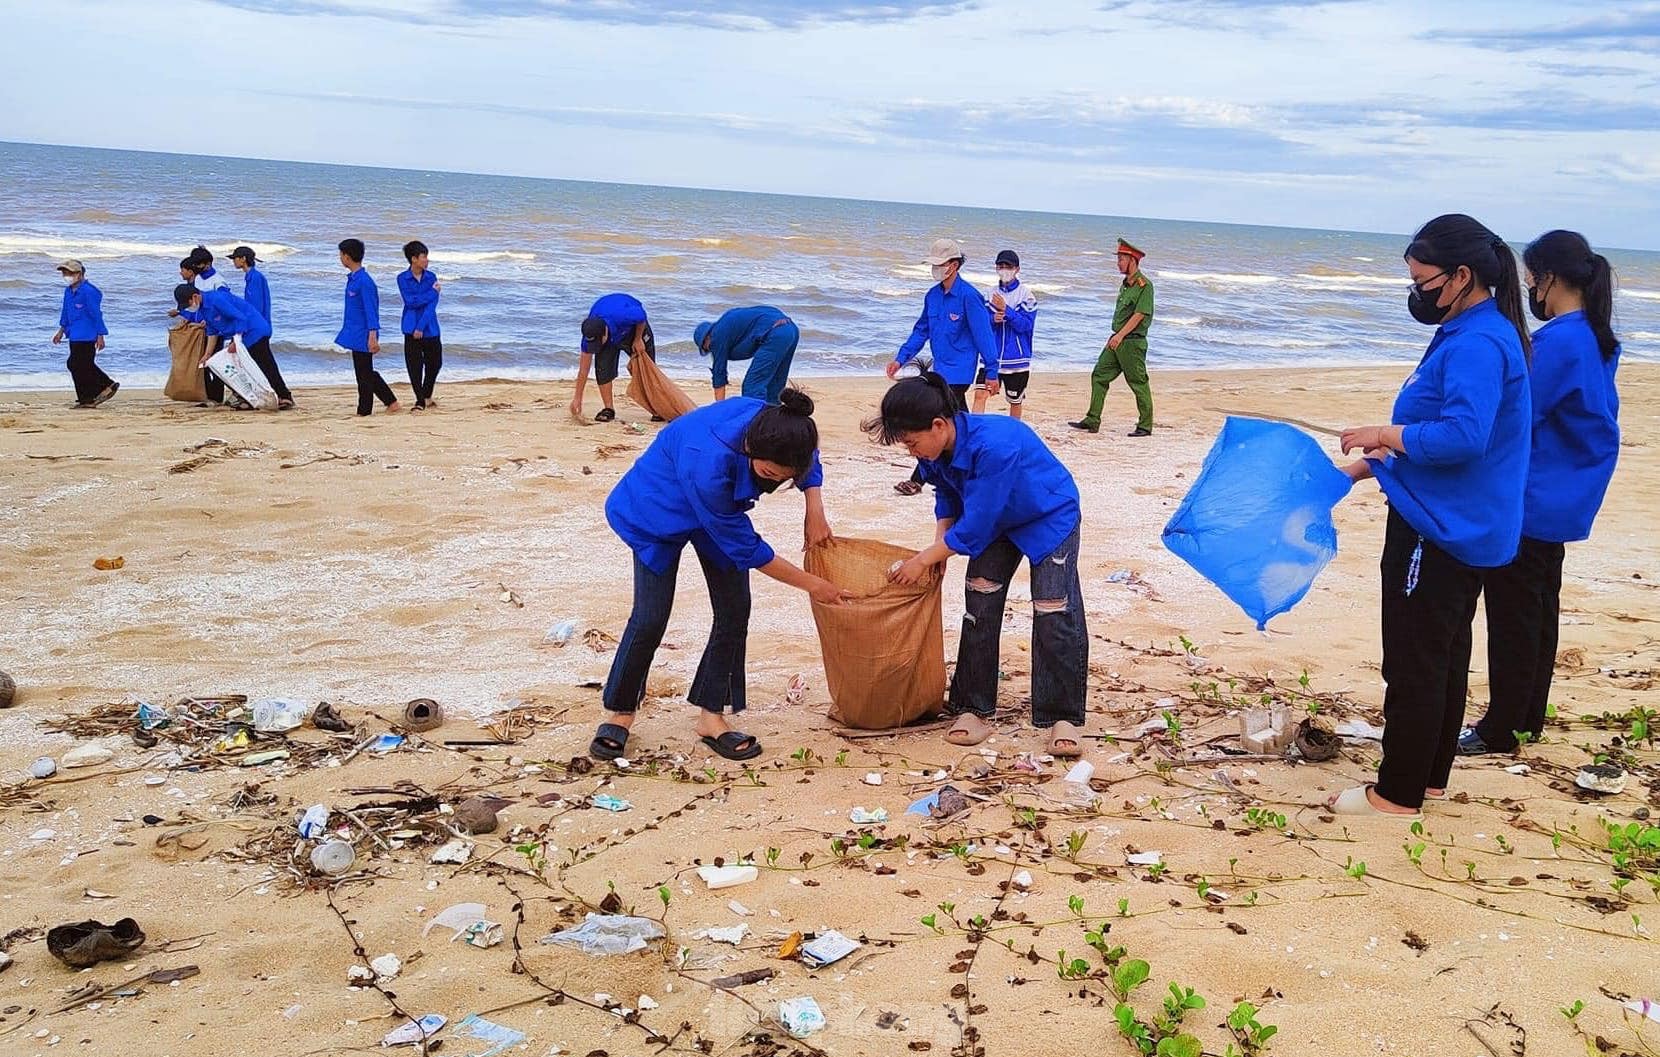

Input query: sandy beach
[1,365,1656,1057]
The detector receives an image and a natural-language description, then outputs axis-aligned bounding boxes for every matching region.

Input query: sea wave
[1623,288,1660,302]
[1154,270,1279,287]
[0,233,300,261]
[1293,272,1402,288]
[429,250,537,264]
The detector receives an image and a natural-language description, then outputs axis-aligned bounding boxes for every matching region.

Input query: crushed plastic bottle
[540,913,665,955]
[544,620,578,646]
[779,996,825,1037]
[297,804,330,839]
[1063,760,1096,806]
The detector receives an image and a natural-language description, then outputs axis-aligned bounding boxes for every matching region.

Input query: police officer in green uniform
[1070,238,1154,437]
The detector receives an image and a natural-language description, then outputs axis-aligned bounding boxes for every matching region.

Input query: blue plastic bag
[1162,417,1351,629]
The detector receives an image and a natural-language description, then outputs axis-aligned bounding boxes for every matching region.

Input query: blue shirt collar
[947,412,975,470]
[1438,296,1500,336]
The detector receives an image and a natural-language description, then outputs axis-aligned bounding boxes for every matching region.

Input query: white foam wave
[1294,273,1402,288]
[429,250,537,264]
[0,234,299,261]
[1161,316,1203,327]
[1626,330,1660,341]
[1622,288,1660,302]
[1155,270,1278,286]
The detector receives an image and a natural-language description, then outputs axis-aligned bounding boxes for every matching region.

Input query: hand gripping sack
[164,324,208,403]
[804,537,946,729]
[626,353,697,421]
[1161,417,1352,629]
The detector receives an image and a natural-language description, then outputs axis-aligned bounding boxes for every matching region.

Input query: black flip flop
[594,407,616,423]
[589,722,630,760]
[700,730,762,761]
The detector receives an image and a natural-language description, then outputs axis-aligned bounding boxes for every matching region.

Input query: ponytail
[1523,229,1620,360]
[1489,239,1533,362]
[862,364,962,445]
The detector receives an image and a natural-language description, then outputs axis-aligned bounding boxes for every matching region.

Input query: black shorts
[976,368,1030,404]
[592,321,655,385]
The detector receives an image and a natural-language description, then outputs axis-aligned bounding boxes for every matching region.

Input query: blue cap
[693,321,714,355]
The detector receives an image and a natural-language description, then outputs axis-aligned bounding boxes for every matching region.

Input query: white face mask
[997,268,1016,284]
[64,274,78,285]
[931,264,950,282]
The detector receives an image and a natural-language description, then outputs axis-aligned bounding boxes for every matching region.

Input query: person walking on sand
[229,246,293,409]
[51,259,117,408]
[865,372,1088,756]
[588,390,848,764]
[973,250,1036,420]
[337,239,401,417]
[1456,230,1622,757]
[1330,213,1532,818]
[694,305,799,404]
[1071,238,1155,437]
[571,292,654,423]
[398,240,444,410]
[888,238,999,495]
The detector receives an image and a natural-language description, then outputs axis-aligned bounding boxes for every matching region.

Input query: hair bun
[777,387,814,416]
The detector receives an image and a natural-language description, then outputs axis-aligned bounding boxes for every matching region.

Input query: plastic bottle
[298,804,330,839]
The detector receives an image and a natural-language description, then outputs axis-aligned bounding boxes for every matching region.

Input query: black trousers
[908,382,972,484]
[1474,537,1566,750]
[246,336,292,402]
[203,336,225,403]
[1375,508,1484,809]
[66,341,114,404]
[404,334,442,405]
[352,352,397,415]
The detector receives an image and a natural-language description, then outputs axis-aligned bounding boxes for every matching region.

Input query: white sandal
[1329,785,1420,819]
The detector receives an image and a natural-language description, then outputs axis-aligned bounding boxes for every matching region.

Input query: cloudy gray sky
[5,0,1660,246]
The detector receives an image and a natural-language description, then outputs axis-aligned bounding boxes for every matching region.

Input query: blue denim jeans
[602,547,752,715]
[740,319,799,405]
[948,524,1087,727]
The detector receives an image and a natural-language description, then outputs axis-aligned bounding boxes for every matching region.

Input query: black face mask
[751,470,785,495]
[1527,279,1552,323]
[1407,272,1462,326]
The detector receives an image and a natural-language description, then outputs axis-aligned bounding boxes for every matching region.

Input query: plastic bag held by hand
[1162,417,1351,629]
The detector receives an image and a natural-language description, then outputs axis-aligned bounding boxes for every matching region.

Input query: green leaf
[1155,1036,1203,1057]
[1112,959,1151,997]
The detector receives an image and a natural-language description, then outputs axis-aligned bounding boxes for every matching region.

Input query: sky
[4,0,1660,247]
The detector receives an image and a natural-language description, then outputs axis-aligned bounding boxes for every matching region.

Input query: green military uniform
[1078,241,1154,433]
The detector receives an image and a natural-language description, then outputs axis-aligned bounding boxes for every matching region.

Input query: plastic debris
[1504,763,1531,775]
[1333,719,1385,742]
[1012,870,1034,890]
[785,674,808,706]
[310,840,356,876]
[698,924,749,946]
[1576,763,1628,795]
[62,744,114,769]
[425,902,490,939]
[1625,999,1660,1025]
[591,794,632,812]
[381,1014,446,1046]
[431,839,473,865]
[779,932,803,958]
[1105,569,1132,584]
[251,697,308,733]
[297,804,330,840]
[450,1014,526,1057]
[1162,417,1351,629]
[637,995,660,1010]
[463,921,504,949]
[1063,761,1096,805]
[29,757,56,779]
[1127,851,1163,866]
[348,964,374,985]
[212,729,251,753]
[906,792,941,816]
[728,900,753,917]
[863,772,883,786]
[240,749,290,767]
[135,702,170,730]
[368,733,406,754]
[779,996,826,1038]
[800,930,860,968]
[849,807,888,824]
[93,555,125,571]
[541,913,665,955]
[544,619,577,646]
[370,953,402,981]
[697,864,758,889]
[1063,760,1094,785]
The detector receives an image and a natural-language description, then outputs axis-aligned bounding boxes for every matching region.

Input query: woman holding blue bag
[1333,214,1532,817]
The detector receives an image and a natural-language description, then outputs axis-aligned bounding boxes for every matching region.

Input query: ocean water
[2,140,1655,391]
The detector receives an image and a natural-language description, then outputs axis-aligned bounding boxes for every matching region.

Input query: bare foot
[694,711,734,740]
[385,401,403,414]
[1049,720,1083,758]
[1425,787,1446,799]
[945,713,993,746]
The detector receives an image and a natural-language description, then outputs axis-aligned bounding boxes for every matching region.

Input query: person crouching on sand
[865,372,1087,756]
[337,238,401,417]
[1331,213,1532,818]
[589,389,847,763]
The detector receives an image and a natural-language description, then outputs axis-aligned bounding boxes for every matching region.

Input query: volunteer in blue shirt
[864,373,1087,756]
[398,240,444,410]
[184,283,279,408]
[1333,214,1533,817]
[337,239,402,416]
[1458,230,1622,756]
[889,238,1000,495]
[572,292,654,423]
[229,246,293,409]
[591,390,847,763]
[694,305,799,404]
[51,259,117,408]
[185,251,229,404]
[972,250,1036,420]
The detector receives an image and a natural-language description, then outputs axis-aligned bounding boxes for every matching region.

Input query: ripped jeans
[948,524,1087,727]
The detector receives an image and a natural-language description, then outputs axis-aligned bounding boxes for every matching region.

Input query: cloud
[1447,5,1660,54]
[206,0,977,29]
[1112,0,1365,32]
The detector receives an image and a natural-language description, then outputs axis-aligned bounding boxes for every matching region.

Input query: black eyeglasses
[1411,270,1450,296]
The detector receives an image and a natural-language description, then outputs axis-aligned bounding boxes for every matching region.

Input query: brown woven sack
[625,353,697,421]
[164,324,208,403]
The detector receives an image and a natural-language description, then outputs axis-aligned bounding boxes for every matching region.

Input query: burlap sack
[626,353,697,421]
[805,537,946,729]
[164,324,208,403]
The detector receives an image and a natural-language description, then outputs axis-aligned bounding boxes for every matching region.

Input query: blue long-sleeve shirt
[1521,310,1620,543]
[1371,299,1530,567]
[989,279,1036,372]
[703,305,788,389]
[917,412,1081,560]
[606,397,824,575]
[202,287,272,345]
[397,268,441,338]
[242,266,272,325]
[336,268,381,353]
[896,277,1000,385]
[58,280,108,341]
[582,292,647,353]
